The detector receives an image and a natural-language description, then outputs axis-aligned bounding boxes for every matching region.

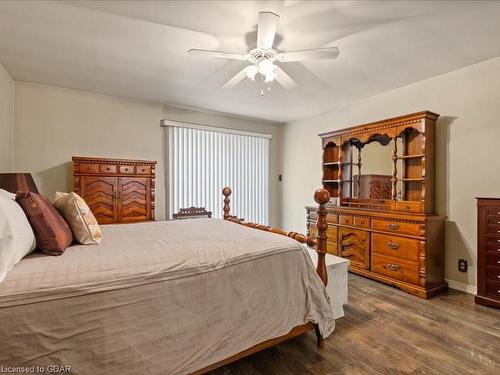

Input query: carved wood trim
[319,111,438,141]
[72,156,157,166]
[173,206,212,219]
[306,207,428,224]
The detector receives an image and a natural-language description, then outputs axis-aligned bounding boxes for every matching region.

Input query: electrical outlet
[458,259,468,273]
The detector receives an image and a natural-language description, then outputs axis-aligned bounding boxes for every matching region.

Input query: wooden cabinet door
[118,177,151,223]
[79,176,118,224]
[339,228,370,269]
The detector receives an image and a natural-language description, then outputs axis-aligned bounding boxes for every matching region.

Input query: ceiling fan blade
[187,49,248,60]
[222,68,247,89]
[274,65,297,90]
[257,12,279,49]
[277,47,340,62]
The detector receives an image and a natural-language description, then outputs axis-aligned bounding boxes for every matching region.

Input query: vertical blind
[165,122,270,224]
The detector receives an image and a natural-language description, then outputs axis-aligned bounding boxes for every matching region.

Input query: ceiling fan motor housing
[247,47,278,64]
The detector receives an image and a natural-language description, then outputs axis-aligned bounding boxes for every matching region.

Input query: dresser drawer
[395,201,422,213]
[354,217,370,228]
[310,212,338,224]
[371,219,422,236]
[79,163,99,174]
[485,281,500,299]
[486,253,500,267]
[371,233,420,261]
[486,244,500,254]
[309,225,338,242]
[487,206,500,216]
[308,225,338,255]
[371,253,420,285]
[327,240,338,255]
[487,224,500,235]
[487,215,500,225]
[487,267,500,282]
[339,215,353,225]
[486,232,500,243]
[327,214,338,223]
[99,164,117,174]
[119,165,135,174]
[136,165,151,175]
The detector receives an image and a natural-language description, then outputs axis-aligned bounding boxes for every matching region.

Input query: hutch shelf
[306,111,447,299]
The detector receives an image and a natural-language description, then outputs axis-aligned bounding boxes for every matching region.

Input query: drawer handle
[388,223,400,231]
[384,263,400,271]
[387,241,400,250]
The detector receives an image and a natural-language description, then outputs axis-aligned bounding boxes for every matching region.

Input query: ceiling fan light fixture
[258,59,275,76]
[264,69,277,83]
[244,65,258,80]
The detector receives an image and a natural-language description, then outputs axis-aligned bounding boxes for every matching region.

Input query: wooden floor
[210,274,500,374]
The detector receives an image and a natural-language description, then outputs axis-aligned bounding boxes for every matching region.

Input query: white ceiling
[1,1,500,122]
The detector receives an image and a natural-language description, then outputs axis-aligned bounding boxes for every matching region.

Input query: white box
[307,249,349,319]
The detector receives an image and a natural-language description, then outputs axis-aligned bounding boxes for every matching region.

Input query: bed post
[313,188,330,349]
[222,187,232,220]
[314,189,330,287]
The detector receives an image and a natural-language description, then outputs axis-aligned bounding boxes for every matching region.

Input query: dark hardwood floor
[210,274,500,374]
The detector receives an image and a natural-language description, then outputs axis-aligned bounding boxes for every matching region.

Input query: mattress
[0,219,335,374]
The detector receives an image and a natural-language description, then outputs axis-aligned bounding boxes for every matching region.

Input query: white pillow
[0,189,16,200]
[0,192,37,283]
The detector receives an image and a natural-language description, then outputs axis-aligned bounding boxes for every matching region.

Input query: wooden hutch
[306,111,446,299]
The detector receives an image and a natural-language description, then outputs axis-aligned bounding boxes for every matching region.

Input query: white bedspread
[0,219,335,374]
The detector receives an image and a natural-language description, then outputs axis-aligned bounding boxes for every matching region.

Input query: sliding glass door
[165,121,270,224]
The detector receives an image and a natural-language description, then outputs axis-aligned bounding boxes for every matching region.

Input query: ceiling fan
[187,11,340,94]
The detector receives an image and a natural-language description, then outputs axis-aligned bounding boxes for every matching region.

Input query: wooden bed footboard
[222,186,330,286]
[194,187,331,374]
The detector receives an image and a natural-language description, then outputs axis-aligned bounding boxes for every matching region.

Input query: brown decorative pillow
[15,192,73,255]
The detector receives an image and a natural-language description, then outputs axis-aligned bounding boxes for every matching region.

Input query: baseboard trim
[445,279,477,295]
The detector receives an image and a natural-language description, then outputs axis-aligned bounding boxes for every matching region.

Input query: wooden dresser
[73,156,156,224]
[306,111,447,299]
[476,198,500,308]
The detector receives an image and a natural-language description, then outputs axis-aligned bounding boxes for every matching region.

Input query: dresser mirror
[342,137,396,200]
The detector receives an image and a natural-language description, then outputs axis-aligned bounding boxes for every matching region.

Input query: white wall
[13,83,281,224]
[281,56,500,287]
[0,62,13,171]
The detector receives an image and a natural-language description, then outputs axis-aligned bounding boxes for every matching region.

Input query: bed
[0,187,334,374]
